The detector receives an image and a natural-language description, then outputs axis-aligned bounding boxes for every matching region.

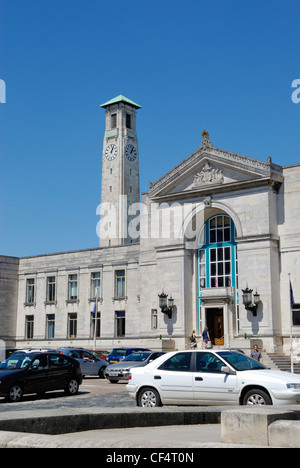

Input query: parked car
[105,351,165,383]
[55,348,108,378]
[107,347,151,365]
[126,349,300,407]
[0,352,82,402]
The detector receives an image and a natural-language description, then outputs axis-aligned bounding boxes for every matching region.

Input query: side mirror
[221,366,230,374]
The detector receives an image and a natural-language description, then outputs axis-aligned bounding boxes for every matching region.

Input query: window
[115,310,125,337]
[25,315,34,339]
[68,274,78,300]
[91,272,101,298]
[198,215,237,290]
[210,247,231,287]
[159,352,192,372]
[115,270,126,298]
[195,352,225,373]
[46,314,55,339]
[26,278,35,304]
[68,313,77,338]
[199,250,206,288]
[46,276,56,302]
[49,355,70,367]
[91,311,101,338]
[111,113,117,128]
[81,350,96,361]
[126,113,131,129]
[151,309,158,330]
[209,215,230,244]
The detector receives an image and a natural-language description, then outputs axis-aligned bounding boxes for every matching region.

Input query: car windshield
[110,349,127,357]
[217,351,267,371]
[123,352,150,362]
[0,354,35,370]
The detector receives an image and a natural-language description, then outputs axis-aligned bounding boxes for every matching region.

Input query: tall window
[46,276,56,302]
[26,278,35,304]
[68,313,77,338]
[91,312,101,338]
[198,215,237,289]
[25,315,34,339]
[68,274,78,300]
[151,309,158,330]
[111,113,117,128]
[126,113,131,129]
[115,311,125,337]
[91,272,101,298]
[115,270,126,298]
[46,314,55,339]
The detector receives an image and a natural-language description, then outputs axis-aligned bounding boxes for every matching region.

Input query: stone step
[267,353,300,374]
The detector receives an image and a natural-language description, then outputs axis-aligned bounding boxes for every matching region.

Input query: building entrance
[205,307,224,345]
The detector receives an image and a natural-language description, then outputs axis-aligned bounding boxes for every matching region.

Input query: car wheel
[138,387,162,407]
[98,366,106,379]
[243,389,272,406]
[6,384,23,403]
[65,378,79,396]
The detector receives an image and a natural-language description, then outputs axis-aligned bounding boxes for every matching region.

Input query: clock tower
[99,95,141,247]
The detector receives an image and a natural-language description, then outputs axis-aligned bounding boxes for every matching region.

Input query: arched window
[198,215,237,289]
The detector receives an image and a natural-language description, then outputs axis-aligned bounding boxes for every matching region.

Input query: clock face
[105,144,118,160]
[125,144,137,161]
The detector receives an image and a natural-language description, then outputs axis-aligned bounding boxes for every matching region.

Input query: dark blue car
[107,348,151,364]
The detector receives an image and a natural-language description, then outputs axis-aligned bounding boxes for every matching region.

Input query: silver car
[104,351,165,383]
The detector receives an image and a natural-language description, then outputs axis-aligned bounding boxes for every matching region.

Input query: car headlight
[287,383,300,389]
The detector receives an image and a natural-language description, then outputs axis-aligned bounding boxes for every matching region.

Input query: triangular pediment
[148,131,283,199]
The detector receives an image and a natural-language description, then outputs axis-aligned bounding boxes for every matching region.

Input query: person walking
[202,327,211,349]
[250,344,263,364]
[190,330,197,349]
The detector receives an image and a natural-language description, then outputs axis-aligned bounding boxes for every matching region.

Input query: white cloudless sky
[1,0,300,257]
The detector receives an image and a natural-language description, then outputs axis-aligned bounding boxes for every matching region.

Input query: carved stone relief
[193,162,224,187]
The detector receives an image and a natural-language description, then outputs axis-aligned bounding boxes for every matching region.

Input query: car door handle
[154,375,161,380]
[195,377,203,381]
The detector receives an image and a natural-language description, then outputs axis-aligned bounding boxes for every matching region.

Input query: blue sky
[1,0,300,257]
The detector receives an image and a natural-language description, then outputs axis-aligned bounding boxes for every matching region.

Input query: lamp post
[158,292,175,319]
[242,287,260,316]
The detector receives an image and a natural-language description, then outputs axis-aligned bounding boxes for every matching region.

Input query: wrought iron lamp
[158,292,175,319]
[242,287,260,316]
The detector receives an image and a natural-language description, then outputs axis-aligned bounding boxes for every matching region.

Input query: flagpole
[93,287,98,352]
[289,274,294,374]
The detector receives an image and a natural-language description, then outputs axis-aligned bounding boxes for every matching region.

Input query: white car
[126,349,300,407]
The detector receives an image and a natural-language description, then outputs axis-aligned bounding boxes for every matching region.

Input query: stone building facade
[0,95,299,354]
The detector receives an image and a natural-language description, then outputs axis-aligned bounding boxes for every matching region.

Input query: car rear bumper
[126,383,139,399]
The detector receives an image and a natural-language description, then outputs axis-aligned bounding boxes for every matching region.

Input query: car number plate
[110,372,119,376]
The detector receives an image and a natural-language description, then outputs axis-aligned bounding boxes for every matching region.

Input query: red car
[89,350,110,362]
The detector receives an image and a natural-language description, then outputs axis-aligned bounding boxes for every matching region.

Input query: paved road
[0,378,135,412]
